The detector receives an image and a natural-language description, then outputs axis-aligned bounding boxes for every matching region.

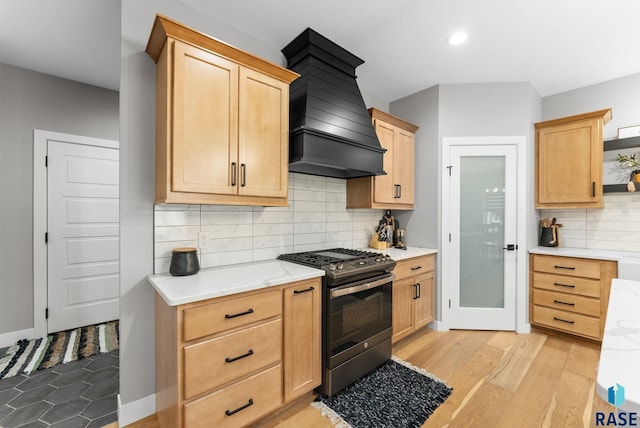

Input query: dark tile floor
[0,351,118,428]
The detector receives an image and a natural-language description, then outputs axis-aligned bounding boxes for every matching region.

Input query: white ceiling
[3,0,640,100]
[0,0,120,91]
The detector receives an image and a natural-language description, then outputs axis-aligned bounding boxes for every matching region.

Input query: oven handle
[330,274,395,299]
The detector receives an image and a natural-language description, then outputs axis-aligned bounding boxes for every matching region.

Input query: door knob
[502,244,517,251]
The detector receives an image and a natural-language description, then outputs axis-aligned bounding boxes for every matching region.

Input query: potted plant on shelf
[617,152,640,183]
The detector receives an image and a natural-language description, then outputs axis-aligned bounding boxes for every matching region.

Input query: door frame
[33,129,119,338]
[440,136,530,334]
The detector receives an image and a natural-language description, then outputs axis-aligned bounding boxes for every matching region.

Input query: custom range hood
[282,28,385,178]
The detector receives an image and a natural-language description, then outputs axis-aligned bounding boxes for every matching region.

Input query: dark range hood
[281,28,386,179]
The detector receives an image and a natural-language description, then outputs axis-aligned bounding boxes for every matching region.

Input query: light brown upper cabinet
[535,108,612,209]
[146,15,298,206]
[347,108,419,210]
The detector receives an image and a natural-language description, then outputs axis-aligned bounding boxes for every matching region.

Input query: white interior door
[47,140,120,333]
[448,144,517,330]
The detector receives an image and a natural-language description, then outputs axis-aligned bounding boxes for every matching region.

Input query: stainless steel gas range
[278,248,396,396]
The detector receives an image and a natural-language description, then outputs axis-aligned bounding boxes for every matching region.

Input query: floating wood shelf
[604,182,640,193]
[604,135,640,151]
[603,135,640,193]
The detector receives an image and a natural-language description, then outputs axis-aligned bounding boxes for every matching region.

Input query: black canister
[539,227,558,247]
[169,247,200,276]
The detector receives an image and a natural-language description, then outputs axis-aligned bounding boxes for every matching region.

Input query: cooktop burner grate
[278,248,380,268]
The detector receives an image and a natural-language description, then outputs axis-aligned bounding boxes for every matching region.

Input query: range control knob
[328,264,337,271]
[337,263,344,270]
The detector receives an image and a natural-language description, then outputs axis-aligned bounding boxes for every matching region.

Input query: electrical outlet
[199,231,208,249]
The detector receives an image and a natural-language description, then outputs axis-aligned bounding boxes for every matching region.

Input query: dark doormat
[313,357,452,428]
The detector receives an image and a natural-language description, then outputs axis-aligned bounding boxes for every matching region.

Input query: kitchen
[2,0,640,427]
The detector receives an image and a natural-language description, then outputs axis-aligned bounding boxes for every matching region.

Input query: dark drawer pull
[553,282,575,288]
[225,398,254,416]
[553,299,575,307]
[225,308,254,319]
[554,265,576,270]
[241,163,247,187]
[410,266,423,271]
[553,316,575,325]
[231,162,237,186]
[293,286,315,294]
[225,349,254,363]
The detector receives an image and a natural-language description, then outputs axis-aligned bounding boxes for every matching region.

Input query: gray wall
[0,63,119,335]
[389,82,542,322]
[388,85,440,248]
[542,72,640,140]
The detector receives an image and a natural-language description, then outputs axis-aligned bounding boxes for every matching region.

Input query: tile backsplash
[154,173,384,273]
[540,193,640,252]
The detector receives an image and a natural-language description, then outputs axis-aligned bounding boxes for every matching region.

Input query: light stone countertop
[147,246,436,306]
[529,246,640,262]
[147,259,325,306]
[368,246,437,261]
[596,278,640,413]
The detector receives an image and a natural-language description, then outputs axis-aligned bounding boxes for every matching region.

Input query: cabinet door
[395,128,415,204]
[537,118,602,207]
[373,119,397,204]
[283,280,321,402]
[172,41,239,195]
[414,273,434,330]
[392,277,415,343]
[238,68,289,198]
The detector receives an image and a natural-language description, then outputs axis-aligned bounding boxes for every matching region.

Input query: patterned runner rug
[312,356,452,428]
[0,320,119,380]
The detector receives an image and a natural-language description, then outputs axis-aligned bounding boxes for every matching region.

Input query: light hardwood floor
[114,328,613,428]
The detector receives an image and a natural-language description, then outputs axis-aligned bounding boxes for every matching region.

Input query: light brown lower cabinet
[529,254,617,341]
[282,281,322,403]
[154,278,321,428]
[392,254,435,343]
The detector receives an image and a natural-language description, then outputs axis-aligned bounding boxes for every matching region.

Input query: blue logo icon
[608,383,625,407]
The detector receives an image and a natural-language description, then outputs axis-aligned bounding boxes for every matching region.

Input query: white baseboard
[428,320,447,331]
[118,393,156,427]
[0,328,34,348]
[516,322,532,334]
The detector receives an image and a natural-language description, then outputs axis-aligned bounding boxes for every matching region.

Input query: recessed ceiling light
[446,31,468,46]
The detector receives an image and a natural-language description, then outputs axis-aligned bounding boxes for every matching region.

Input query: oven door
[326,273,394,368]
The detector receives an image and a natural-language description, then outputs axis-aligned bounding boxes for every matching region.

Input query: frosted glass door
[460,155,505,308]
[449,144,517,330]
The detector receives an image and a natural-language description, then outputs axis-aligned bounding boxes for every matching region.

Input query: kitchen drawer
[532,272,600,298]
[532,255,601,279]
[532,289,600,317]
[532,305,600,339]
[184,318,282,399]
[182,289,281,341]
[184,364,282,428]
[394,255,434,280]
